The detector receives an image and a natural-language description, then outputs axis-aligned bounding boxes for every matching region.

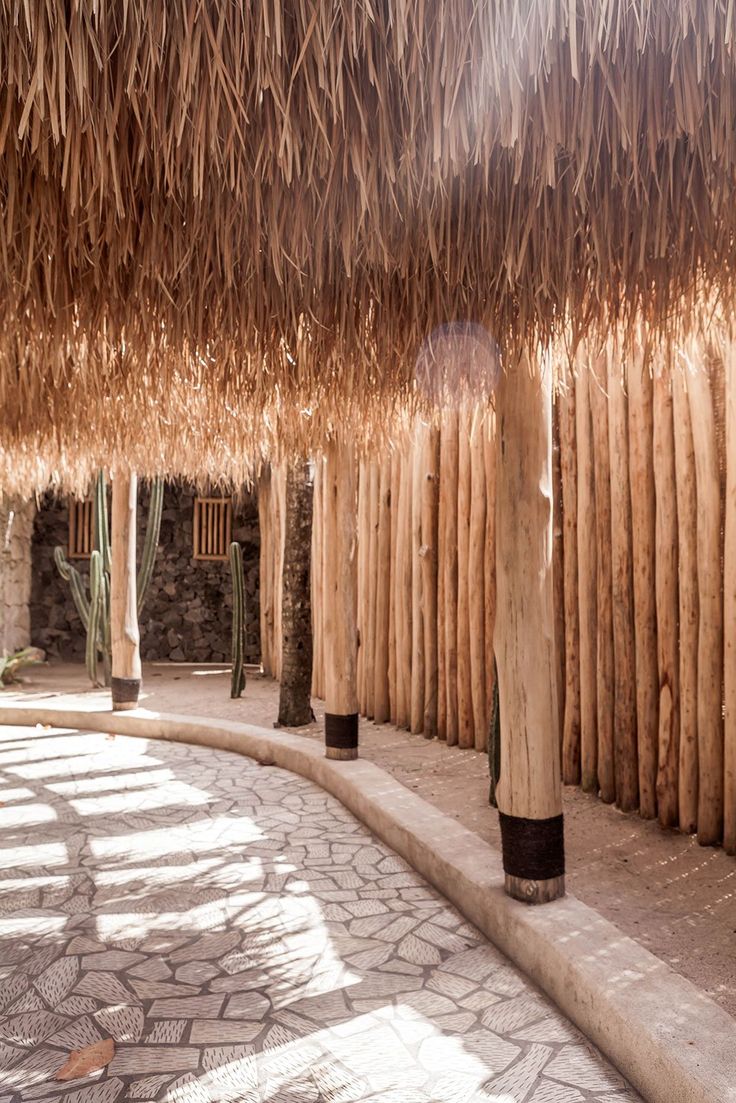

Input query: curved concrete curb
[1,703,733,1103]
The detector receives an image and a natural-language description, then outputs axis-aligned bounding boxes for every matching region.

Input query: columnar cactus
[229,540,246,698]
[55,472,164,687]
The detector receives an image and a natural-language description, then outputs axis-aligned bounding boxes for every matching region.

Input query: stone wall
[30,483,260,664]
[1,498,36,653]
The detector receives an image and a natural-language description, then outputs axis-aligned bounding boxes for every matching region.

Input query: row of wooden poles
[259,347,736,856]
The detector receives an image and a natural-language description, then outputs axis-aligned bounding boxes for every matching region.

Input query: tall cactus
[55,472,164,687]
[229,540,246,698]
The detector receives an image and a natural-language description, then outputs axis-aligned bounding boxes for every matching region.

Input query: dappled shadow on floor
[0,723,642,1102]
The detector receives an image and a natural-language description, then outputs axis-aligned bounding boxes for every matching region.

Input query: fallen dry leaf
[55,1038,115,1081]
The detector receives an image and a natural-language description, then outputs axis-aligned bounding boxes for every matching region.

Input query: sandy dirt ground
[4,661,735,1020]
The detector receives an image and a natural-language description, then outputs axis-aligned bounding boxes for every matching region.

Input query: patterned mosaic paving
[0,724,643,1103]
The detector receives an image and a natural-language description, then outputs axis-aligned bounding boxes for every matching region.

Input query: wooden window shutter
[68,499,94,558]
[193,497,232,560]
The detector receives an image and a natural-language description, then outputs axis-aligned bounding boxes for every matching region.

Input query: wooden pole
[672,365,698,833]
[590,354,615,804]
[456,409,474,748]
[469,412,487,751]
[373,457,392,724]
[388,452,400,724]
[277,460,314,727]
[437,421,448,738]
[558,374,581,785]
[323,434,359,759]
[258,467,273,676]
[483,410,497,745]
[421,426,440,738]
[410,428,426,733]
[311,459,324,699]
[443,410,460,745]
[725,348,736,854]
[628,353,659,820]
[495,355,564,904]
[576,365,598,792]
[111,471,141,710]
[356,462,369,714]
[688,359,724,845]
[552,390,566,758]
[396,455,412,728]
[607,350,639,812]
[365,463,380,719]
[653,368,680,828]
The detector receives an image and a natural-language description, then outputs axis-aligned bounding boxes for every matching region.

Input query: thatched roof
[1,1,736,489]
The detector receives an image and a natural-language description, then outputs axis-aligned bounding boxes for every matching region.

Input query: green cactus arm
[54,546,91,630]
[101,570,111,687]
[94,471,111,573]
[229,541,246,698]
[86,551,103,687]
[137,477,164,615]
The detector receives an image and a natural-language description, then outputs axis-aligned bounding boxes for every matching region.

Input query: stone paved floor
[0,724,642,1103]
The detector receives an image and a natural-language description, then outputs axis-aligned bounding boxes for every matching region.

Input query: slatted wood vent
[193,497,232,560]
[68,499,94,558]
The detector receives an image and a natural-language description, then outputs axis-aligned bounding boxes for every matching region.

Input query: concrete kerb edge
[0,703,733,1103]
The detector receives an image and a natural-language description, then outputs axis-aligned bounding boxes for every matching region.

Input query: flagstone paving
[0,724,643,1103]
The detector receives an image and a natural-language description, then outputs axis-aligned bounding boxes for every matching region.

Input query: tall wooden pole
[111,471,141,710]
[628,353,659,820]
[576,365,598,793]
[495,354,564,904]
[607,351,638,812]
[323,434,359,760]
[688,360,724,845]
[653,368,680,828]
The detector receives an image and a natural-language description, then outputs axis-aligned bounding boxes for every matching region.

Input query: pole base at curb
[111,676,141,711]
[505,873,565,904]
[324,712,358,760]
[325,746,359,761]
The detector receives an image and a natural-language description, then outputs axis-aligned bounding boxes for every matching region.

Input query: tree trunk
[323,435,359,759]
[278,460,314,727]
[495,355,564,904]
[111,471,141,710]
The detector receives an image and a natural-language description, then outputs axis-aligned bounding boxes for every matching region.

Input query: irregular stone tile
[485,1043,554,1102]
[169,931,241,964]
[147,1020,187,1044]
[174,962,219,986]
[56,996,100,1016]
[8,991,46,1014]
[397,933,443,966]
[61,1079,126,1103]
[94,1005,145,1043]
[75,972,138,1006]
[130,981,200,1000]
[127,959,174,982]
[127,1074,174,1099]
[528,1084,585,1103]
[35,955,80,1006]
[481,994,548,1035]
[80,951,145,971]
[160,1073,212,1103]
[0,1011,67,1046]
[223,991,270,1019]
[47,1015,103,1050]
[438,946,508,983]
[512,1018,585,1045]
[108,1046,201,1075]
[544,1044,628,1093]
[217,952,258,981]
[434,1011,479,1033]
[189,1020,263,1045]
[149,995,224,1020]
